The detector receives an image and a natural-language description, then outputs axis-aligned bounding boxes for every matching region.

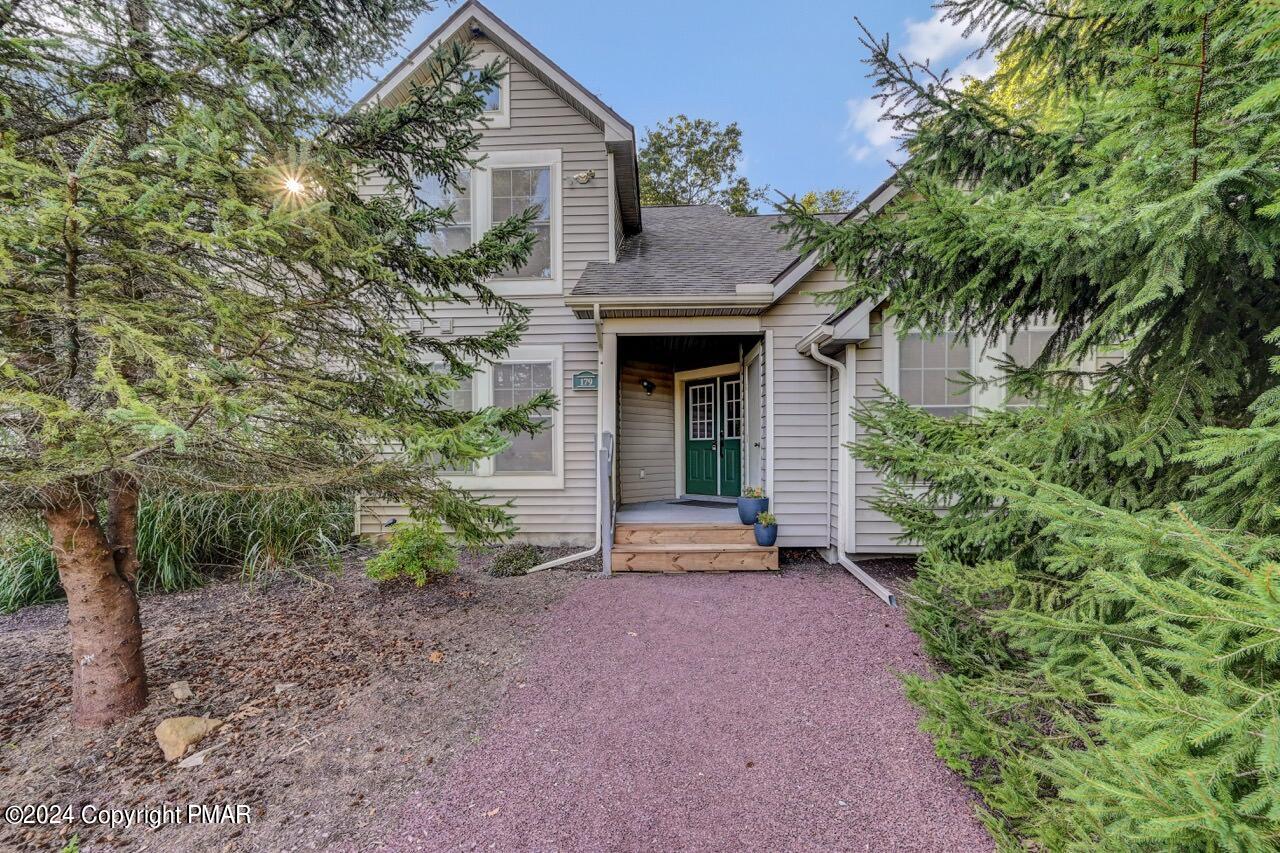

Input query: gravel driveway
[386,564,992,852]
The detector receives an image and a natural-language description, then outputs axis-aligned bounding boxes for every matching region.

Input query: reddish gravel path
[388,566,992,852]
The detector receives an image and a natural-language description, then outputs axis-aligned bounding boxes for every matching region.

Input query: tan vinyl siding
[618,361,675,503]
[358,41,608,545]
[761,267,842,549]
[852,309,918,554]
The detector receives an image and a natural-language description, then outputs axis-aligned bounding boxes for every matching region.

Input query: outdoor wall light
[640,378,655,396]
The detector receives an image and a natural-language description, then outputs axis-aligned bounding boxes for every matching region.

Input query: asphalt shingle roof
[572,205,842,297]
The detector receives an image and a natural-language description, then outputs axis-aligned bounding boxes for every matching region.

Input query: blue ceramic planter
[737,496,769,525]
[752,517,773,545]
[754,522,778,547]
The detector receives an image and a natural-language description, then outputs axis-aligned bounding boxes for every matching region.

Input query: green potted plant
[754,510,778,547]
[738,486,768,525]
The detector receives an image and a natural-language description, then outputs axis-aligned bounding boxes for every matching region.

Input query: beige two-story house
[354,1,1069,604]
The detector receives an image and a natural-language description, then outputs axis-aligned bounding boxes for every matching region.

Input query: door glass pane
[722,379,742,439]
[688,383,714,440]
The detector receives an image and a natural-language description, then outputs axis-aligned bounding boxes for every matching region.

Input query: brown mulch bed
[0,547,588,852]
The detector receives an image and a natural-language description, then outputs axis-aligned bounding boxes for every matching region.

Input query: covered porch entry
[600,330,776,571]
[614,333,766,507]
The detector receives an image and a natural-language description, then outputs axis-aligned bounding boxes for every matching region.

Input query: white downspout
[526,306,607,573]
[807,343,897,607]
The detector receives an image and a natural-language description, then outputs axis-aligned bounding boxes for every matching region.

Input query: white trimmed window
[894,329,974,418]
[446,344,563,490]
[428,364,476,475]
[1003,325,1055,407]
[424,151,561,295]
[416,171,472,255]
[491,165,552,280]
[465,51,510,129]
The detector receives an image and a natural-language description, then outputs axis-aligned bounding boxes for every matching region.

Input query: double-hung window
[1003,325,1055,408]
[443,344,563,490]
[490,166,553,280]
[416,172,472,255]
[415,151,561,294]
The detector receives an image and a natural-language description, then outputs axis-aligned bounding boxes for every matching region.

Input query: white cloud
[843,11,994,163]
[901,11,982,65]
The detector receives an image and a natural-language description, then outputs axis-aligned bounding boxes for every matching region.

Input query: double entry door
[684,375,742,498]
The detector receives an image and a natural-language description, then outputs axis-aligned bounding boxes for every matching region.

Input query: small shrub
[486,543,541,577]
[755,511,777,526]
[741,485,765,498]
[365,520,458,586]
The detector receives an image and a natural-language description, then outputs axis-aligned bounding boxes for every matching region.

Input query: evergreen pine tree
[1,0,548,726]
[785,0,1280,847]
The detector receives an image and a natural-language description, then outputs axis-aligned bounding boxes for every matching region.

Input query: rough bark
[107,473,142,586]
[44,494,148,727]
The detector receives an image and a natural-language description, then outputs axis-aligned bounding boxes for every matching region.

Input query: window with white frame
[442,344,563,489]
[461,51,510,128]
[492,361,555,473]
[428,364,475,474]
[897,330,973,418]
[462,67,502,113]
[416,172,472,255]
[1004,326,1055,407]
[491,166,553,279]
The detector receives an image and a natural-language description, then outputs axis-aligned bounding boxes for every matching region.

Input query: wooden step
[614,522,755,546]
[611,543,779,573]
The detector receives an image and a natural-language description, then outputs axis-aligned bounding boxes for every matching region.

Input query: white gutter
[806,343,897,607]
[527,304,606,574]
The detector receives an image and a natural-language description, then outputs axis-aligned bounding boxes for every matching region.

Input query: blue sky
[348,1,991,208]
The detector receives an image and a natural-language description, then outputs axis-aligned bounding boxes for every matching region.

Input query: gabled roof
[570,205,845,300]
[354,0,642,234]
[769,175,901,302]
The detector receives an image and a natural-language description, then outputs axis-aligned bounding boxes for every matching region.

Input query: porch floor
[615,499,739,524]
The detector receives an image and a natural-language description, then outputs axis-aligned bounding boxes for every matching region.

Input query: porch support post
[601,331,618,505]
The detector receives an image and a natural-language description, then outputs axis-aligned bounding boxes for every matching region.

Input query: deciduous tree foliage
[1,0,549,726]
[638,114,767,215]
[786,0,1280,847]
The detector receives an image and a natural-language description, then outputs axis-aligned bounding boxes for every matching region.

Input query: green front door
[684,376,744,497]
[685,380,718,495]
[719,377,742,497]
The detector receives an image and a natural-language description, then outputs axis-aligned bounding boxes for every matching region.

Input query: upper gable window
[466,50,510,128]
[462,67,501,113]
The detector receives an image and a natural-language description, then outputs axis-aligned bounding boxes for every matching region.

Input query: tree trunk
[44,494,148,727]
[107,472,142,586]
